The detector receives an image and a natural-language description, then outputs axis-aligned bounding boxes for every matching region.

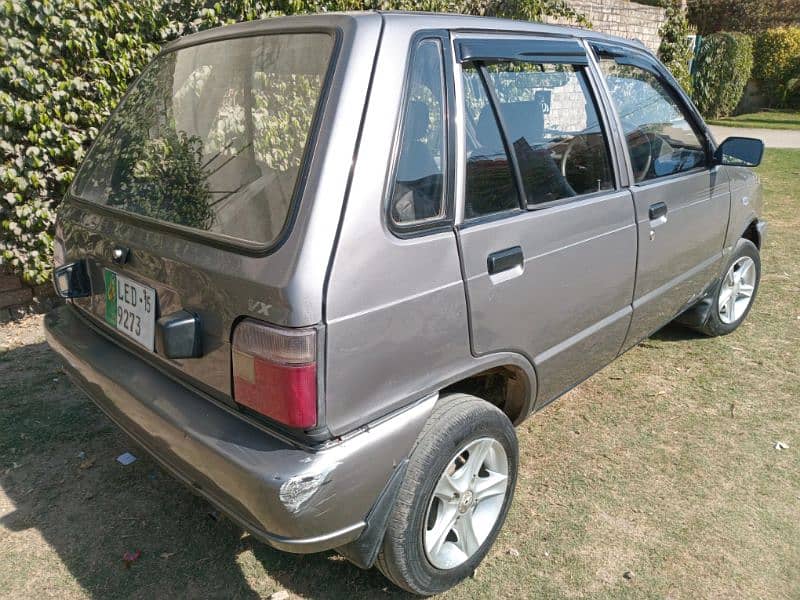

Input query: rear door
[591,43,731,348]
[55,30,340,404]
[453,35,638,406]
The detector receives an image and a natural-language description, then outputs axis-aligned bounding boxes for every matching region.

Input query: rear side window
[72,33,334,246]
[598,59,707,183]
[390,39,447,226]
[482,62,614,204]
[462,60,614,218]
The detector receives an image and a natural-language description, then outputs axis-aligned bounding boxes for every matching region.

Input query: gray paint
[46,11,765,554]
[621,167,731,348]
[456,191,637,405]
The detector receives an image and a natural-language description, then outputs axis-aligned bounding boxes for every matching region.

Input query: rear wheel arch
[742,219,761,249]
[440,363,534,425]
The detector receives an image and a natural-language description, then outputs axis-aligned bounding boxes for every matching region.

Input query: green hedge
[692,32,753,119]
[753,26,800,107]
[0,0,586,285]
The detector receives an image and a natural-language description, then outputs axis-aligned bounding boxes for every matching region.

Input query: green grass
[708,109,800,130]
[1,150,799,598]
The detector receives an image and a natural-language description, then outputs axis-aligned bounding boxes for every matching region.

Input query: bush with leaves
[692,32,753,118]
[0,0,167,283]
[784,56,800,108]
[687,0,800,36]
[657,0,694,94]
[753,26,800,107]
[1,0,585,285]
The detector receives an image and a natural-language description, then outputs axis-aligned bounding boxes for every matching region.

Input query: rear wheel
[376,394,518,596]
[698,238,761,336]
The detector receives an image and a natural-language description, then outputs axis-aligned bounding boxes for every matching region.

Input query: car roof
[162,10,649,55]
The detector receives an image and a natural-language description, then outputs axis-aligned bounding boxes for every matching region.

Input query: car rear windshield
[71,32,334,246]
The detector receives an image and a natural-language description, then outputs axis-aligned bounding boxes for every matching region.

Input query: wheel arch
[440,363,532,425]
[742,218,762,249]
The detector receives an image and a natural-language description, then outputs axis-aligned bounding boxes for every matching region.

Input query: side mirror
[715,136,764,167]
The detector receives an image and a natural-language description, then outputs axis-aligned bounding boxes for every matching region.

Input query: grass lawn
[708,109,800,130]
[1,150,799,599]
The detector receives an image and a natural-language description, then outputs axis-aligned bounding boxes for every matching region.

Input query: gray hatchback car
[45,11,766,595]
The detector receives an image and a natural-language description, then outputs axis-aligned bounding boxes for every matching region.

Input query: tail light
[232,319,318,429]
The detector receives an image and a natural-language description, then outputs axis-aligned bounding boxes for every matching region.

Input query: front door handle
[487,246,523,275]
[649,201,668,221]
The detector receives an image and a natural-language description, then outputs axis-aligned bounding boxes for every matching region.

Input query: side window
[462,64,519,218]
[598,58,707,183]
[482,62,614,204]
[390,39,447,226]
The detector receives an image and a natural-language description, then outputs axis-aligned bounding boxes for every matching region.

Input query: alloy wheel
[423,437,509,570]
[718,256,757,324]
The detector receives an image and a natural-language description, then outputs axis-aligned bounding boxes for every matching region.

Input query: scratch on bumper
[279,462,341,513]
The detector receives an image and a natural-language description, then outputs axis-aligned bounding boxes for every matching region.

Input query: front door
[591,44,731,348]
[454,36,638,406]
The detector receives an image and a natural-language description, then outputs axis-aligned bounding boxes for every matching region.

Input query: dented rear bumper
[44,304,433,554]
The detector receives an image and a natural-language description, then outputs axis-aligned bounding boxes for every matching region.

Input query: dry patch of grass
[1,151,799,598]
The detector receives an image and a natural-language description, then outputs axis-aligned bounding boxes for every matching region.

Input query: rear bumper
[44,304,434,553]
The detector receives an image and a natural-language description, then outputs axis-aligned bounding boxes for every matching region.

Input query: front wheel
[376,394,518,595]
[698,238,761,336]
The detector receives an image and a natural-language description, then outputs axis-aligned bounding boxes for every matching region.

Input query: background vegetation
[656,0,693,93]
[687,0,800,35]
[691,32,753,119]
[684,1,800,118]
[752,27,800,108]
[0,0,585,285]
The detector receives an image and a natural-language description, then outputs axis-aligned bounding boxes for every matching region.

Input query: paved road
[709,125,800,149]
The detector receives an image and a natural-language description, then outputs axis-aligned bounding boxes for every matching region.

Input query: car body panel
[456,192,637,405]
[723,165,765,250]
[621,167,731,349]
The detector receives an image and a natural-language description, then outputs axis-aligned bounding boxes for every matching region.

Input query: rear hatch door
[56,30,337,403]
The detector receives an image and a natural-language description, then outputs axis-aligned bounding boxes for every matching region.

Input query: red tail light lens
[232,319,317,429]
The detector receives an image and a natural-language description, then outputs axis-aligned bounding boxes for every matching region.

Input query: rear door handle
[649,201,668,221]
[487,246,523,275]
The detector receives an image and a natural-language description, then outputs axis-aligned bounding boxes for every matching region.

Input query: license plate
[104,269,156,351]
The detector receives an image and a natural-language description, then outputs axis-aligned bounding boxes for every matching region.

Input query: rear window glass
[72,33,334,246]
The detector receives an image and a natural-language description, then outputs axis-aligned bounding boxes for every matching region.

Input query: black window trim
[385,30,456,238]
[476,62,528,212]
[456,37,589,65]
[590,41,717,188]
[67,26,343,257]
[459,44,621,223]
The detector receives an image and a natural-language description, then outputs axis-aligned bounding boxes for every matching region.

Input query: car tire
[698,238,761,337]
[376,394,518,596]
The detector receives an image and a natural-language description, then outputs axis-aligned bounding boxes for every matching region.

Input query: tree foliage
[692,32,753,118]
[687,0,800,36]
[657,0,693,94]
[753,26,800,108]
[1,0,586,284]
